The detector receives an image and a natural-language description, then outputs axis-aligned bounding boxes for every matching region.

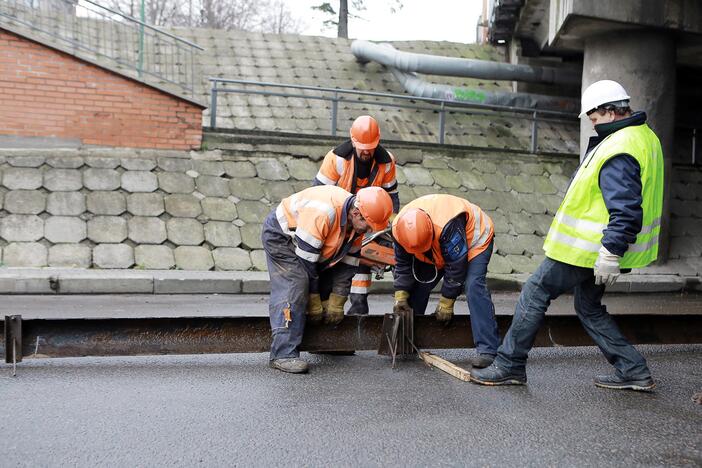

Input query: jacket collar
[586,111,647,153]
[334,139,392,164]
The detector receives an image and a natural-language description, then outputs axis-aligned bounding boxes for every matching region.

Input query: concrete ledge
[0,268,697,295]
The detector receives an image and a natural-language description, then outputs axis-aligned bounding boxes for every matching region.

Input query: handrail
[209,77,578,153]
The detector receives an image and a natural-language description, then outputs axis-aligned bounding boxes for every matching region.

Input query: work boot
[269,358,309,374]
[470,364,527,386]
[471,353,496,369]
[347,293,370,315]
[594,374,655,391]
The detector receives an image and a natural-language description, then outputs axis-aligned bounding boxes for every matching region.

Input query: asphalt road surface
[1,296,700,466]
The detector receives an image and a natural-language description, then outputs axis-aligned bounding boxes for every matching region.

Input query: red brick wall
[0,29,203,150]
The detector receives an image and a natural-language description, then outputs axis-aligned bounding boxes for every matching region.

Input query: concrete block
[228,178,266,200]
[4,190,46,214]
[201,198,238,221]
[204,222,241,247]
[158,172,195,194]
[43,169,82,191]
[403,167,434,186]
[58,272,153,294]
[459,171,487,191]
[422,156,449,169]
[236,200,269,223]
[193,160,225,176]
[127,193,164,216]
[0,215,44,241]
[46,156,84,169]
[0,271,54,293]
[264,183,294,204]
[240,271,271,292]
[507,175,535,193]
[430,169,461,188]
[135,245,175,269]
[2,168,43,190]
[46,192,86,216]
[3,242,48,267]
[121,171,158,192]
[165,194,202,218]
[174,246,214,270]
[128,217,167,244]
[196,175,230,197]
[48,244,92,268]
[8,155,45,167]
[86,191,126,215]
[158,157,192,172]
[286,158,318,181]
[93,244,135,268]
[167,218,204,245]
[85,157,120,169]
[213,247,252,270]
[121,158,156,171]
[223,161,256,178]
[88,216,128,243]
[255,159,289,181]
[44,216,87,243]
[487,254,513,274]
[84,168,121,191]
[250,249,267,271]
[505,254,539,274]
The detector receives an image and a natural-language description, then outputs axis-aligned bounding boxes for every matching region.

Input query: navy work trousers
[494,257,651,379]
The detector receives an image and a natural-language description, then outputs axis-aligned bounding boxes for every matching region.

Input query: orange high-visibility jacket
[275,185,362,267]
[315,141,397,195]
[395,194,494,269]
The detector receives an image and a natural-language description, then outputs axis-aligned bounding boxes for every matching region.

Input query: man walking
[471,80,664,391]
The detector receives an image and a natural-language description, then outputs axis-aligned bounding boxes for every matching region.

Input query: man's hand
[393,290,412,315]
[306,293,323,324]
[594,246,621,286]
[434,295,455,322]
[324,293,347,325]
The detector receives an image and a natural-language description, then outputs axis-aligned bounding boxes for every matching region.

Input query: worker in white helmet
[471,80,664,391]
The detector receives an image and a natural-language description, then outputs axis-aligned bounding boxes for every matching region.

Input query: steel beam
[2,314,702,361]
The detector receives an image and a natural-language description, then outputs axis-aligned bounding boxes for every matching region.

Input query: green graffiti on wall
[453,88,487,103]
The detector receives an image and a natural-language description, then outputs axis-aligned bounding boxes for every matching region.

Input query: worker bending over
[261,185,393,374]
[391,194,500,368]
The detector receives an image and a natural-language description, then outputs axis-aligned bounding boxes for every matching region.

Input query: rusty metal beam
[2,314,702,361]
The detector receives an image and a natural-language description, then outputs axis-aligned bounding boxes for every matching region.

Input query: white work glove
[594,246,621,286]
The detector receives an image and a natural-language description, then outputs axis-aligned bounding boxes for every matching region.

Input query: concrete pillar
[580,30,676,262]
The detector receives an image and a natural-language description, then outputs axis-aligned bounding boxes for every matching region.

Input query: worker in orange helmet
[261,185,393,374]
[313,115,400,316]
[391,194,500,369]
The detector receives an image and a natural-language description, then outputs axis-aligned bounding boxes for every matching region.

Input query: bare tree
[313,0,401,39]
[260,0,304,34]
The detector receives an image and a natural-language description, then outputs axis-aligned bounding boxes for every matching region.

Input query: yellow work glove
[393,290,412,315]
[434,296,455,322]
[306,293,323,324]
[323,293,347,325]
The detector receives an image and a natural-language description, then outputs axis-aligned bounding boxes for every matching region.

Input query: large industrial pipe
[351,40,581,87]
[389,68,579,113]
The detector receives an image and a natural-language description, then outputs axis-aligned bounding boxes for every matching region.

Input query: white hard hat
[579,80,630,118]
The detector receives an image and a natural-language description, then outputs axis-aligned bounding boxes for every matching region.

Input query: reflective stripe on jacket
[543,123,664,268]
[276,185,362,266]
[393,194,494,269]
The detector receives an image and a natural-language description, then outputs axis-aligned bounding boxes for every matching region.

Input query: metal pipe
[351,40,581,86]
[388,68,579,113]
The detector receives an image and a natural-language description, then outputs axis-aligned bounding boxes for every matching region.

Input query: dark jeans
[495,257,651,379]
[408,241,500,355]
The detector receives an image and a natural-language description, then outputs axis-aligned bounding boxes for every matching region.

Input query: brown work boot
[269,358,309,374]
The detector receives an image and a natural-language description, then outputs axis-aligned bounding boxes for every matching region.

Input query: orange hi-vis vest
[315,141,397,194]
[275,185,362,266]
[397,194,494,268]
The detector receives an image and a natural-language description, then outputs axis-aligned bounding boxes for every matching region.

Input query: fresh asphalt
[1,295,700,466]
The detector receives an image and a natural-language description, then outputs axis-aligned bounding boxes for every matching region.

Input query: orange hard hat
[392,208,433,254]
[355,186,392,232]
[350,115,380,150]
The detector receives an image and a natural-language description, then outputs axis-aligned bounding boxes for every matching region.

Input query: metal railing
[0,0,203,96]
[209,78,578,153]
